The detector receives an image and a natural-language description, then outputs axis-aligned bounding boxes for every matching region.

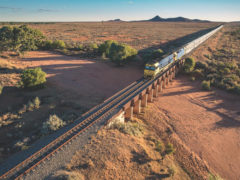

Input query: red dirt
[20,51,142,104]
[151,75,240,180]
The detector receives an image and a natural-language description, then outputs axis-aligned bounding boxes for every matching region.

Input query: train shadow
[138,25,219,55]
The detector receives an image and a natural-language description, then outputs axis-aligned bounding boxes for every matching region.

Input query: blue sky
[0,0,239,22]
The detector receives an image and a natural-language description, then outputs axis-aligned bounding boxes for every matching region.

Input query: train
[144,25,223,79]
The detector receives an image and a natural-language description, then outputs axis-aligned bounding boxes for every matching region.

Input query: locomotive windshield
[145,66,155,70]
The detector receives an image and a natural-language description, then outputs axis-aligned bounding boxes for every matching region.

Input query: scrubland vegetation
[183,26,240,95]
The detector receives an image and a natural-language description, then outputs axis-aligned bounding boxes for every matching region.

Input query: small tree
[19,67,46,88]
[184,57,196,73]
[99,40,118,57]
[109,43,138,65]
[0,25,45,54]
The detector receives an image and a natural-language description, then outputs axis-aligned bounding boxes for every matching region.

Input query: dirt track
[152,75,240,180]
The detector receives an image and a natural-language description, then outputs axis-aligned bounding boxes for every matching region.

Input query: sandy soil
[150,75,240,180]
[17,51,142,105]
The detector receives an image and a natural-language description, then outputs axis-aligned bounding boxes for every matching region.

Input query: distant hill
[108,19,123,22]
[149,15,210,23]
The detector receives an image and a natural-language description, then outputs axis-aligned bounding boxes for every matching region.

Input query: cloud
[0,6,22,11]
[37,8,58,13]
[128,1,134,4]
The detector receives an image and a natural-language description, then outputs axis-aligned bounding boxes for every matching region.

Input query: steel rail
[0,78,147,180]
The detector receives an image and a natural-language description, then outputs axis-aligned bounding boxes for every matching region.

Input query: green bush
[0,25,45,54]
[151,49,164,59]
[183,57,195,73]
[165,143,175,155]
[89,43,98,51]
[99,40,118,57]
[52,40,66,49]
[41,40,53,50]
[78,44,84,50]
[155,140,164,153]
[201,80,211,90]
[109,43,138,65]
[42,114,66,134]
[19,67,46,88]
[195,61,208,70]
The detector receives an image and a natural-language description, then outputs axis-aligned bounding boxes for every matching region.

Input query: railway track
[0,76,151,180]
[0,24,223,180]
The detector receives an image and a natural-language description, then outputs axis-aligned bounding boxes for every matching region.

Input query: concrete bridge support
[125,106,133,120]
[147,89,153,102]
[162,78,166,89]
[158,80,163,92]
[141,93,148,107]
[153,85,158,98]
[133,100,141,114]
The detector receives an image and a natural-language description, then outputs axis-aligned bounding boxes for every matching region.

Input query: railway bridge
[0,25,222,180]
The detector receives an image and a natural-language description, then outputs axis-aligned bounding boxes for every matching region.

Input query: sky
[0,0,239,22]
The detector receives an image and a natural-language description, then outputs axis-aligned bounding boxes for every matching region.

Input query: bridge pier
[169,73,172,82]
[153,85,158,97]
[141,93,148,107]
[159,80,163,92]
[125,106,133,120]
[147,89,153,102]
[133,100,141,114]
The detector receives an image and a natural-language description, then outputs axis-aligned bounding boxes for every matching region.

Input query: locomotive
[144,25,223,79]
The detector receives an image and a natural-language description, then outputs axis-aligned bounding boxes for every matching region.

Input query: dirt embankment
[53,117,190,180]
[148,75,240,180]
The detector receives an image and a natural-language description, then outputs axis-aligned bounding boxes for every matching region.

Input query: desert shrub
[165,143,175,155]
[19,67,46,88]
[183,57,195,73]
[27,101,35,111]
[18,105,27,115]
[201,80,211,90]
[191,76,196,81]
[78,44,84,50]
[41,40,53,50]
[141,49,164,63]
[110,121,144,136]
[195,61,208,70]
[33,97,41,109]
[222,67,231,74]
[0,85,3,94]
[88,43,98,51]
[155,140,164,153]
[192,69,204,78]
[42,114,66,134]
[167,166,176,177]
[151,49,164,59]
[0,25,45,54]
[52,40,66,49]
[109,43,138,65]
[208,173,223,180]
[98,40,118,57]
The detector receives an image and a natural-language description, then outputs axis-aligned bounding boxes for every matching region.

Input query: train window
[145,66,155,70]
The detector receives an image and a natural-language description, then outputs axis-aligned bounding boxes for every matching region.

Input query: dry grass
[63,115,190,180]
[26,22,219,50]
